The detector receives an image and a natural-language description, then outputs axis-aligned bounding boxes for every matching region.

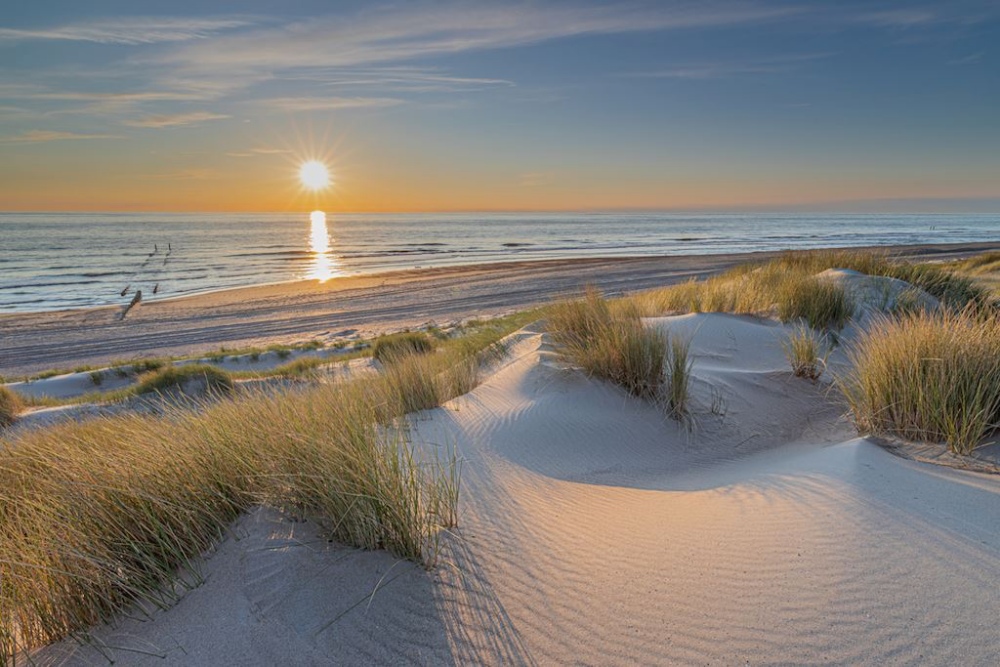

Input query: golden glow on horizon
[299,160,331,191]
[308,210,340,282]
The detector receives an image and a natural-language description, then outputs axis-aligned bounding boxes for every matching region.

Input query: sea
[1,211,997,313]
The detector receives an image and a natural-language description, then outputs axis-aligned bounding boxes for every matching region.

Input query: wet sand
[2,241,997,376]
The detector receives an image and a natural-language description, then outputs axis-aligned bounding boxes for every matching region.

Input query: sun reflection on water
[308,210,340,282]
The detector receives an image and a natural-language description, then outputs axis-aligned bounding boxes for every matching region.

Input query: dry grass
[549,290,667,400]
[372,332,434,363]
[632,249,987,327]
[0,316,528,660]
[665,336,693,419]
[950,251,1000,301]
[132,363,234,396]
[776,276,854,330]
[840,308,1000,455]
[548,290,694,419]
[782,325,831,381]
[0,387,23,428]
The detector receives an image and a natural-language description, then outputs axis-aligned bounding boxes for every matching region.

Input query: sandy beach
[3,241,998,377]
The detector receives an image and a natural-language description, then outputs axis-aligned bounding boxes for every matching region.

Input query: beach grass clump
[840,308,1000,454]
[373,332,434,363]
[776,276,854,330]
[549,290,667,399]
[0,387,23,428]
[665,336,693,419]
[133,364,234,396]
[951,251,1000,300]
[132,357,168,374]
[782,324,831,381]
[270,356,330,378]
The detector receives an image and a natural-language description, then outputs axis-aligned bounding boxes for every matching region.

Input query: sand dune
[35,316,1000,665]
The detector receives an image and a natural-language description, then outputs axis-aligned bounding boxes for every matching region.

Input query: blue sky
[1,1,998,211]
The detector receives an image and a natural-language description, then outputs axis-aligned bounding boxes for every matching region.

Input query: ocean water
[1,211,997,313]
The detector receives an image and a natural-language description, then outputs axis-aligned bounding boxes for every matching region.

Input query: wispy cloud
[1,4,806,127]
[313,67,515,93]
[855,9,937,28]
[152,3,802,87]
[518,172,555,187]
[227,147,292,158]
[0,17,253,45]
[137,168,222,180]
[950,52,985,65]
[3,130,123,143]
[124,111,230,128]
[261,96,404,112]
[629,52,834,80]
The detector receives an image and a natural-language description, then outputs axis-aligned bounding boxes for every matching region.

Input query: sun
[299,160,330,190]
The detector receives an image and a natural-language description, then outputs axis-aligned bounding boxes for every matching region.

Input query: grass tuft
[548,290,693,419]
[666,336,693,419]
[549,289,667,399]
[372,332,434,363]
[840,308,1000,455]
[133,364,234,396]
[776,277,854,330]
[782,325,831,381]
[0,387,23,428]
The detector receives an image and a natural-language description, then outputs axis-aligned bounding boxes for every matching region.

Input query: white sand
[33,315,1000,665]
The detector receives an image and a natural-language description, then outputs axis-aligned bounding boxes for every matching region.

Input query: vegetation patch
[776,277,854,330]
[0,387,23,428]
[782,325,831,381]
[548,290,692,419]
[0,314,531,659]
[840,308,1000,455]
[632,249,987,326]
[373,332,434,363]
[133,364,234,396]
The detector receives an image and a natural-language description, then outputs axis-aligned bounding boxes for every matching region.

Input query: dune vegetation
[0,387,22,428]
[841,307,1000,455]
[632,249,988,325]
[782,325,831,381]
[951,251,1000,299]
[373,331,434,362]
[132,363,235,396]
[0,314,535,661]
[548,289,693,419]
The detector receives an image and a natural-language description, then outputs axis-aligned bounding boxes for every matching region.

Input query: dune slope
[36,316,1000,665]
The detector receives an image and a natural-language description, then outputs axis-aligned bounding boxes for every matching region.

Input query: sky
[0,1,998,213]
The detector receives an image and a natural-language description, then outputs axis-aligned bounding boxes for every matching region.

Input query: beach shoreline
[2,240,998,376]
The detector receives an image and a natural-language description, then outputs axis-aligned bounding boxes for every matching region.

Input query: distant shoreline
[4,210,998,314]
[2,240,998,376]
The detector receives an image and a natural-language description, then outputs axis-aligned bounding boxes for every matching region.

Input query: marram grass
[782,325,831,381]
[549,290,667,400]
[548,289,690,419]
[840,308,1000,455]
[631,249,987,326]
[372,331,434,363]
[0,387,22,428]
[0,317,528,661]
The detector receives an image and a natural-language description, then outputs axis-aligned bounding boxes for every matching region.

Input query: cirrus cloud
[123,111,230,128]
